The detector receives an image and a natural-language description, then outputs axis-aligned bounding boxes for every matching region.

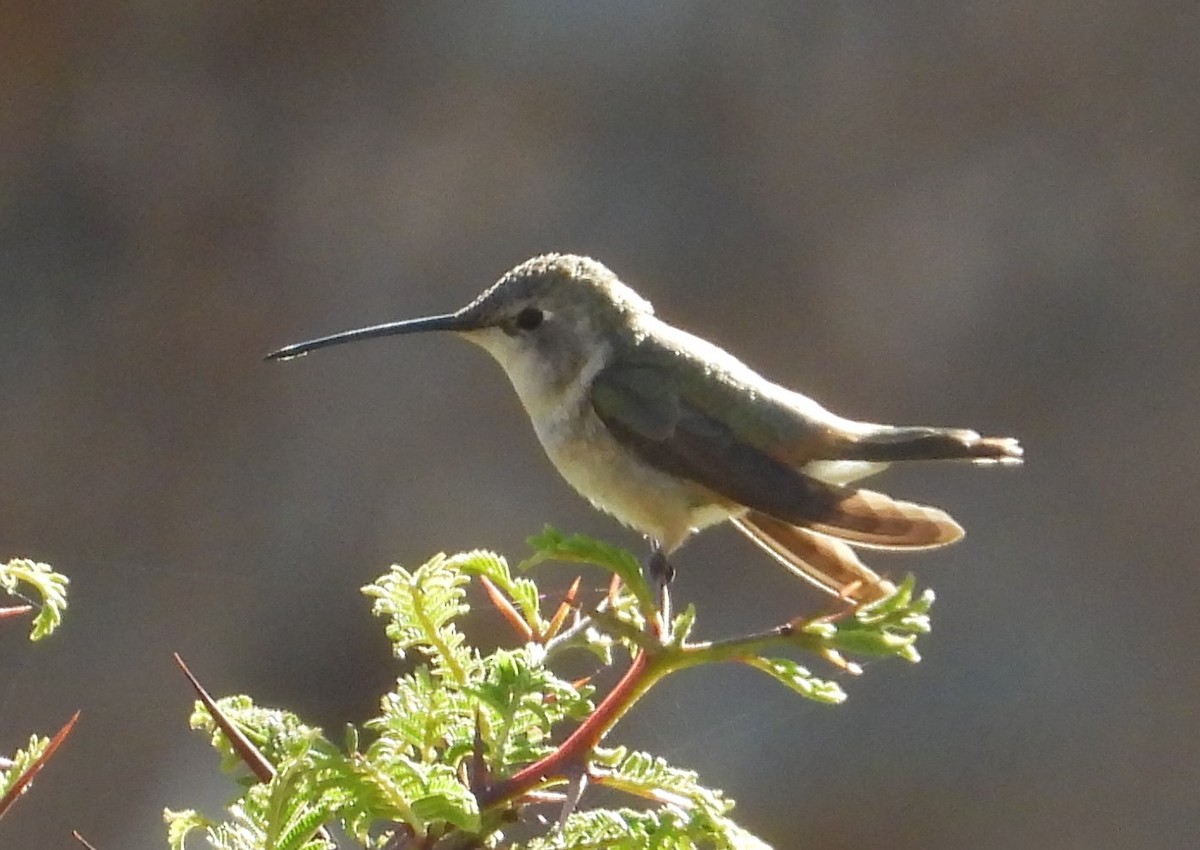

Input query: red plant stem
[480,649,655,808]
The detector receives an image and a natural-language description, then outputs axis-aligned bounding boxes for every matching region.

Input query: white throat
[464,329,612,435]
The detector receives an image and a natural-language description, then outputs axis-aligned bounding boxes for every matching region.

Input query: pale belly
[533,406,735,552]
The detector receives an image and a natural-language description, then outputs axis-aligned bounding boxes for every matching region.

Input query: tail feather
[733,511,896,603]
[840,427,1023,465]
[810,486,965,549]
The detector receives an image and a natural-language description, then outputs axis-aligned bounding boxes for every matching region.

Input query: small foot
[647,546,674,625]
[647,547,675,586]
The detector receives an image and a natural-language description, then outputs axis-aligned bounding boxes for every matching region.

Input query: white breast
[527,346,733,550]
[468,328,734,551]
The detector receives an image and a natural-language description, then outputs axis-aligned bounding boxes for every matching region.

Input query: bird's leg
[647,545,675,586]
[647,544,674,624]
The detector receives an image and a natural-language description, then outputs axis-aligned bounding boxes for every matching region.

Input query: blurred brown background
[2,3,1197,848]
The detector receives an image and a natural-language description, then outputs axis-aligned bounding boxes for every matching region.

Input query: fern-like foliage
[363,555,478,686]
[0,735,50,798]
[168,530,936,849]
[820,575,934,663]
[1,559,73,827]
[738,656,846,704]
[524,527,655,616]
[451,549,545,636]
[465,646,593,769]
[1,558,69,641]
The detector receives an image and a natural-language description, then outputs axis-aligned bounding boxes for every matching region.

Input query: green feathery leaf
[820,575,934,663]
[164,808,214,850]
[739,657,846,704]
[450,549,545,636]
[467,646,593,770]
[0,734,50,798]
[364,556,477,685]
[524,526,655,614]
[0,558,68,640]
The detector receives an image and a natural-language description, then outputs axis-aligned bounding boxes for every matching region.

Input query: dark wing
[589,361,962,549]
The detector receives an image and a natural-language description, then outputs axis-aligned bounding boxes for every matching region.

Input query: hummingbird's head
[266,253,652,414]
[448,254,654,399]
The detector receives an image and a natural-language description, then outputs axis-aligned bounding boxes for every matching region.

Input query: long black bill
[266,312,474,361]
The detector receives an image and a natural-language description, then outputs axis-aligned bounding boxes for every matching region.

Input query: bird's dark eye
[515,307,544,331]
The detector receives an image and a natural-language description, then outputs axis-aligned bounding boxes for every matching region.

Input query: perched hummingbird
[268,254,1021,603]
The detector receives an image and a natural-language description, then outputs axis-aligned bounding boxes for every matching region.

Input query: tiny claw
[655,583,672,636]
[646,547,675,634]
[646,548,675,586]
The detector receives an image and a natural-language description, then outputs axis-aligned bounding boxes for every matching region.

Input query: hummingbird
[268,254,1022,603]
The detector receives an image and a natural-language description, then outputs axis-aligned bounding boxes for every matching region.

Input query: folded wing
[590,361,965,550]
